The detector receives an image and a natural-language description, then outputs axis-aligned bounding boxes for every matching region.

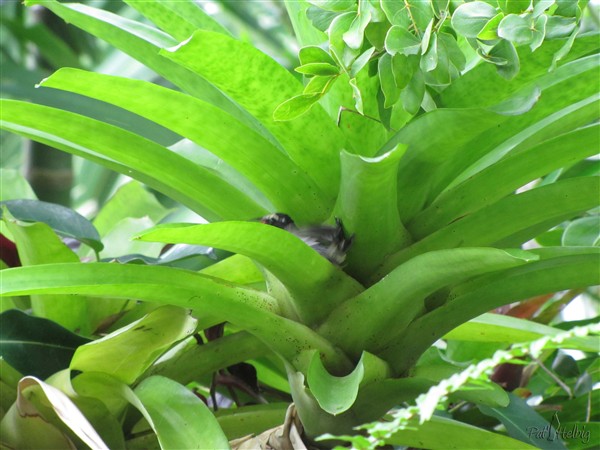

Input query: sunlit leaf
[71,305,197,384]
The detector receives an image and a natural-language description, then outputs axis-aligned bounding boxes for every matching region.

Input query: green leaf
[1,376,109,449]
[349,77,364,114]
[0,170,36,203]
[385,25,421,56]
[421,33,438,72]
[307,351,390,415]
[530,14,548,52]
[299,45,337,65]
[445,313,599,349]
[336,110,388,157]
[410,125,600,238]
[451,380,510,407]
[387,415,538,449]
[400,67,425,115]
[161,30,345,209]
[1,199,102,253]
[3,213,93,334]
[305,5,339,32]
[477,12,505,41]
[380,0,409,27]
[350,47,376,77]
[328,11,359,67]
[283,1,328,46]
[381,177,600,275]
[0,263,352,373]
[0,99,265,221]
[389,252,600,374]
[90,181,169,238]
[136,222,363,326]
[391,53,415,89]
[343,8,371,50]
[295,62,341,76]
[532,0,555,17]
[488,84,541,115]
[25,1,247,123]
[488,39,520,79]
[216,403,288,440]
[307,350,364,415]
[562,216,600,246]
[378,53,401,107]
[307,0,357,12]
[480,393,567,449]
[124,0,230,42]
[451,1,499,38]
[0,310,89,379]
[545,15,577,38]
[134,376,230,449]
[40,68,326,223]
[272,92,324,120]
[334,145,410,280]
[321,248,536,357]
[71,305,197,384]
[498,14,535,45]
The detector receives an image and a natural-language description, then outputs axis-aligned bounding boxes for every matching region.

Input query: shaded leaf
[0,310,89,379]
[0,199,102,253]
[480,393,567,449]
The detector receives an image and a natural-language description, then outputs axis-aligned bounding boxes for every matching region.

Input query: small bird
[260,213,354,265]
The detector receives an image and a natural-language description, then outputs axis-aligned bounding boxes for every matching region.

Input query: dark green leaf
[551,352,580,378]
[480,393,567,450]
[387,415,538,449]
[0,200,102,253]
[0,310,90,379]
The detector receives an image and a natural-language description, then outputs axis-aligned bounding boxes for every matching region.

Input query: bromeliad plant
[1,0,599,448]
